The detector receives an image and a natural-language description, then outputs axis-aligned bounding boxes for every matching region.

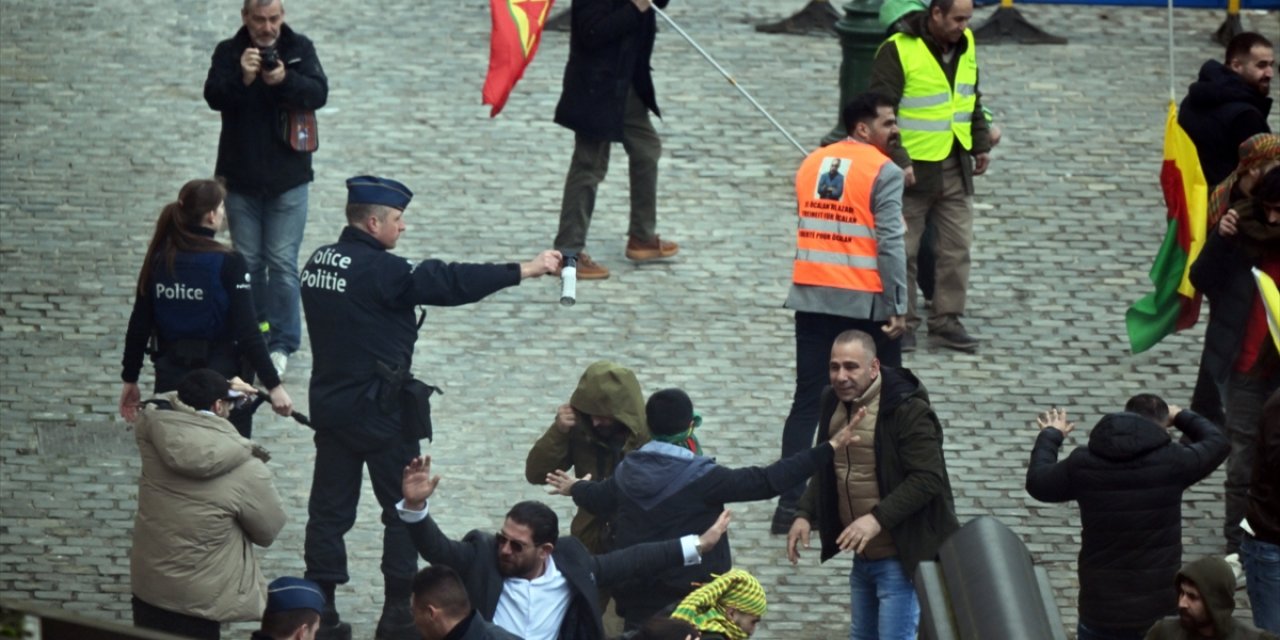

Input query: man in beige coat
[130,369,286,639]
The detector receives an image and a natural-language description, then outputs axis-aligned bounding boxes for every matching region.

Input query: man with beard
[397,455,731,640]
[1191,167,1280,555]
[772,91,908,534]
[1178,31,1274,430]
[1180,32,1274,188]
[1144,556,1276,639]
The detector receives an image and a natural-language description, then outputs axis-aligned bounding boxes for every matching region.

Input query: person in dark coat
[1144,556,1277,640]
[409,566,520,640]
[398,455,731,640]
[784,329,959,640]
[1243,389,1280,634]
[1179,32,1274,188]
[299,176,560,640]
[1190,167,1280,555]
[1025,396,1228,640]
[545,388,863,629]
[551,0,679,280]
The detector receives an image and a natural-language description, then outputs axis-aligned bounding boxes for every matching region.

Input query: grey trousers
[555,90,661,252]
[902,155,973,331]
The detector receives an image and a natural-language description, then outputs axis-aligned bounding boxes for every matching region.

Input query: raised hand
[402,455,442,510]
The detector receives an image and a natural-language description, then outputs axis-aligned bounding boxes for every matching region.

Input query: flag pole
[1167,0,1175,102]
[654,6,809,156]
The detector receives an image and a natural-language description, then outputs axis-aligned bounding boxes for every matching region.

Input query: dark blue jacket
[1178,59,1272,186]
[300,227,520,445]
[570,439,833,625]
[1025,411,1227,631]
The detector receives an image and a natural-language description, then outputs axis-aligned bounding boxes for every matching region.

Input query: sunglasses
[495,532,532,554]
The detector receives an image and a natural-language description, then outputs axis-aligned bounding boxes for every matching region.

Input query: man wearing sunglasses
[398,455,731,640]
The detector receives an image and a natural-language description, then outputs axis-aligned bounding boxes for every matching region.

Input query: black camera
[259,46,280,71]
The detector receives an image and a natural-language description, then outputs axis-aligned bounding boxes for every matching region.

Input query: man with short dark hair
[870,0,994,353]
[131,369,285,640]
[204,0,328,376]
[1180,32,1274,187]
[410,566,518,640]
[1025,399,1228,640]
[398,455,731,640]
[784,329,959,639]
[1144,556,1277,640]
[772,91,908,534]
[300,176,560,640]
[253,577,325,640]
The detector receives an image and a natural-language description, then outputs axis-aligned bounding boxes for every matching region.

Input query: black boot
[375,576,417,640]
[315,581,352,640]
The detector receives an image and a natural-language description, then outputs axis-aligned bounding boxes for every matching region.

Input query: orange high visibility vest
[792,140,889,292]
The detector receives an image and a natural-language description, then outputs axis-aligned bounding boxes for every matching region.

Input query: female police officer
[119,178,292,436]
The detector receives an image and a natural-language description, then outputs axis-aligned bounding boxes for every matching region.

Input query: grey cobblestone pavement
[2,1,1278,637]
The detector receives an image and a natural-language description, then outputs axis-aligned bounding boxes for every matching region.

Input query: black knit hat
[646,388,694,437]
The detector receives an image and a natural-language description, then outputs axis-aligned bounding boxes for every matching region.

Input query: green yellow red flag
[1125,100,1209,354]
[483,0,554,117]
[1253,267,1280,354]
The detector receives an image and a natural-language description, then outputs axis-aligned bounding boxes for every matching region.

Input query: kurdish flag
[1125,101,1209,354]
[1253,267,1280,354]
[483,0,555,117]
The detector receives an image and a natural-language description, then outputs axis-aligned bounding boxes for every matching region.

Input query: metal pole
[653,6,809,156]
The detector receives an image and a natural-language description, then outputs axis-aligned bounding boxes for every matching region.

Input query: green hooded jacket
[1144,556,1276,640]
[525,361,649,553]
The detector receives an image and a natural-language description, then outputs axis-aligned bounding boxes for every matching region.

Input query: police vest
[792,140,889,292]
[151,251,230,344]
[889,29,977,162]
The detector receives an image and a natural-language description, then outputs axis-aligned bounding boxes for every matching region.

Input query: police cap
[346,175,413,210]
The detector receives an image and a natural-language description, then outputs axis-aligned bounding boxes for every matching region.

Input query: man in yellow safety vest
[870,0,994,353]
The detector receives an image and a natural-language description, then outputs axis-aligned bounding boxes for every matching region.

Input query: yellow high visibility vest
[889,29,977,162]
[792,140,890,293]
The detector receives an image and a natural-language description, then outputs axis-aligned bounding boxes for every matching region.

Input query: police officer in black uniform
[300,176,560,640]
[120,178,293,436]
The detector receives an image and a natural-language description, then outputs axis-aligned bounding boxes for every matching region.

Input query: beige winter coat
[130,393,286,622]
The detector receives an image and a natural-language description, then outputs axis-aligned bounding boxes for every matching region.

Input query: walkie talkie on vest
[560,253,578,307]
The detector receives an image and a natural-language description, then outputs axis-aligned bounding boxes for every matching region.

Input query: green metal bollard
[821,0,886,146]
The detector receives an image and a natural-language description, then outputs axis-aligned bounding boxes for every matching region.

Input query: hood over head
[569,360,649,441]
[1087,412,1170,462]
[1176,556,1238,636]
[137,392,256,479]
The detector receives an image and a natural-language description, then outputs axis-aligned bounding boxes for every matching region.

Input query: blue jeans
[225,184,308,355]
[1075,621,1146,640]
[849,557,919,640]
[1242,535,1280,633]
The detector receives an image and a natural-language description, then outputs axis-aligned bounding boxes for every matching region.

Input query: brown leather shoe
[575,252,610,280]
[625,235,679,261]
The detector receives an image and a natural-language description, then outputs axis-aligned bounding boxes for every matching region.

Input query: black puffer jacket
[1177,59,1273,186]
[1025,411,1228,631]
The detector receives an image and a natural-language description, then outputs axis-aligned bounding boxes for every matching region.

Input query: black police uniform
[121,228,280,437]
[299,225,521,595]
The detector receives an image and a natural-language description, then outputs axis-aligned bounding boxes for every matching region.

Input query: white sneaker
[269,351,288,379]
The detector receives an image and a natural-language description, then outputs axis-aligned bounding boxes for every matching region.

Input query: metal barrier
[1,598,191,640]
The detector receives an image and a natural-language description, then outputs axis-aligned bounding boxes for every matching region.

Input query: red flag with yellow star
[483,0,554,117]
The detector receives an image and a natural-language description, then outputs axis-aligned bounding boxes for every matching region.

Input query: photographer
[299,175,559,640]
[203,0,328,380]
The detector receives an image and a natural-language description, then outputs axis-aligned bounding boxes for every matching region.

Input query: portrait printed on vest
[815,157,850,201]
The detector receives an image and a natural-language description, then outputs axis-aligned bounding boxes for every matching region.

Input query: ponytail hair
[135,179,230,297]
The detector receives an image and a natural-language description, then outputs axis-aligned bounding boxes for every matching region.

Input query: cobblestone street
[2,0,1277,637]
